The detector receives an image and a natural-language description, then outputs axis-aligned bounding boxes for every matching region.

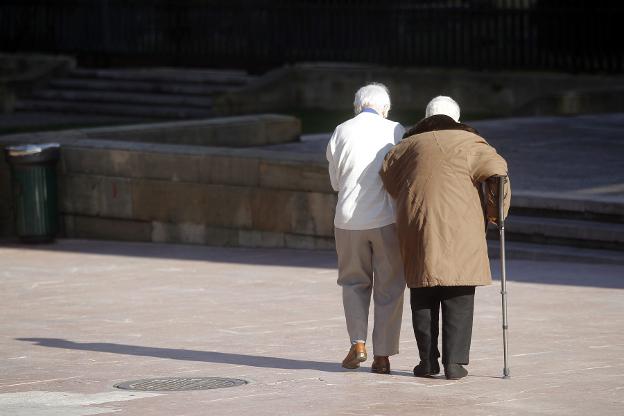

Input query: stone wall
[58,142,335,249]
[0,115,337,249]
[213,63,624,118]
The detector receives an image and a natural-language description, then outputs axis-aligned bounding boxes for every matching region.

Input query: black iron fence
[1,0,622,73]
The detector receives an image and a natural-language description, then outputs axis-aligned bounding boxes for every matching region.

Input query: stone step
[15,99,212,119]
[487,240,624,265]
[70,68,254,85]
[487,214,624,251]
[48,78,229,96]
[511,190,624,223]
[31,89,214,109]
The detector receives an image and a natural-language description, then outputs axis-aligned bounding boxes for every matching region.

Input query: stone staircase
[16,67,256,120]
[487,191,624,264]
[269,134,624,264]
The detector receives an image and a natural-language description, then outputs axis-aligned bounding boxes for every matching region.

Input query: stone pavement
[270,113,624,200]
[1,239,623,416]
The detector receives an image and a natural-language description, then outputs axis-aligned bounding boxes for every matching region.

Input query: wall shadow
[2,239,623,288]
[0,239,338,269]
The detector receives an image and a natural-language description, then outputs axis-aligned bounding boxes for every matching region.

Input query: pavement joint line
[0,376,81,389]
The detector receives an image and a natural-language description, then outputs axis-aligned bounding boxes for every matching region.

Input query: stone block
[151,222,238,246]
[131,179,252,228]
[83,114,300,147]
[263,115,302,145]
[210,119,260,147]
[91,125,207,146]
[63,214,151,241]
[209,115,300,147]
[284,233,335,250]
[259,158,332,192]
[249,188,335,236]
[198,153,259,187]
[250,188,297,233]
[238,229,285,248]
[60,174,133,219]
[291,192,336,237]
[61,147,136,177]
[64,143,204,183]
[133,151,200,183]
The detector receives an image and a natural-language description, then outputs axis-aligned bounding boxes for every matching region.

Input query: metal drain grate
[115,377,248,391]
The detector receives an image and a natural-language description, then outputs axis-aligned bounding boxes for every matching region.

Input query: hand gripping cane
[497,175,510,379]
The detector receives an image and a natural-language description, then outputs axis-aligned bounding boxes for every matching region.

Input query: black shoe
[444,363,468,380]
[413,360,440,377]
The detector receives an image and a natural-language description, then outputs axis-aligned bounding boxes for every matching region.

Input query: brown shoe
[341,342,367,369]
[371,356,390,374]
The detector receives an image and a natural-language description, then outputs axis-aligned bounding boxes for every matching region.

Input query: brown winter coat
[380,115,511,288]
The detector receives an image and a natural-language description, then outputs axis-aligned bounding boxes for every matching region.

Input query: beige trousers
[335,224,405,356]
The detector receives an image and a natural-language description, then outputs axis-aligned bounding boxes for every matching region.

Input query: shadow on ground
[16,338,366,374]
[15,338,507,380]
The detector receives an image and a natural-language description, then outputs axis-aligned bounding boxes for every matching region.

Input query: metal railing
[0,0,621,73]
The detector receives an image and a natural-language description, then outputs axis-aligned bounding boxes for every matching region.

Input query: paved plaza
[1,239,623,415]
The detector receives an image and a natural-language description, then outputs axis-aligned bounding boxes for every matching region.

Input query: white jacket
[326,112,405,230]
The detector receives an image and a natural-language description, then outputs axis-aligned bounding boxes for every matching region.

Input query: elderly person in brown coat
[380,96,511,380]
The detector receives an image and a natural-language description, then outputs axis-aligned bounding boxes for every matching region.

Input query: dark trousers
[410,286,475,365]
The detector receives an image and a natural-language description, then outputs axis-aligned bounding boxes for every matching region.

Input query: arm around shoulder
[379,141,407,199]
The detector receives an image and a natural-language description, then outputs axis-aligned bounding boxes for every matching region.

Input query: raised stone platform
[0,114,333,249]
[1,113,623,263]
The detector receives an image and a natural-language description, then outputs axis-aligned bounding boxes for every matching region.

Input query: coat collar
[403,114,479,139]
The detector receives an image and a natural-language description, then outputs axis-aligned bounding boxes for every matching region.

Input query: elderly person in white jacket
[326,83,406,374]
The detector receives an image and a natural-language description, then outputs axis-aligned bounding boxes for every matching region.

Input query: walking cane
[497,175,511,379]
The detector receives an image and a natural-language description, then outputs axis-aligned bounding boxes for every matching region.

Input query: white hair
[425,96,460,122]
[353,83,391,118]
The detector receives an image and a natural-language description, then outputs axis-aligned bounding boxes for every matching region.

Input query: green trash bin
[4,143,61,243]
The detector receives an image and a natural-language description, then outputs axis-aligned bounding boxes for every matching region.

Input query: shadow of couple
[17,337,357,374]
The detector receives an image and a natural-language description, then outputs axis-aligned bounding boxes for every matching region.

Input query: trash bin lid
[6,143,60,157]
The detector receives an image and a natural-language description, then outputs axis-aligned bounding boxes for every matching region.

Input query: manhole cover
[114,377,248,391]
